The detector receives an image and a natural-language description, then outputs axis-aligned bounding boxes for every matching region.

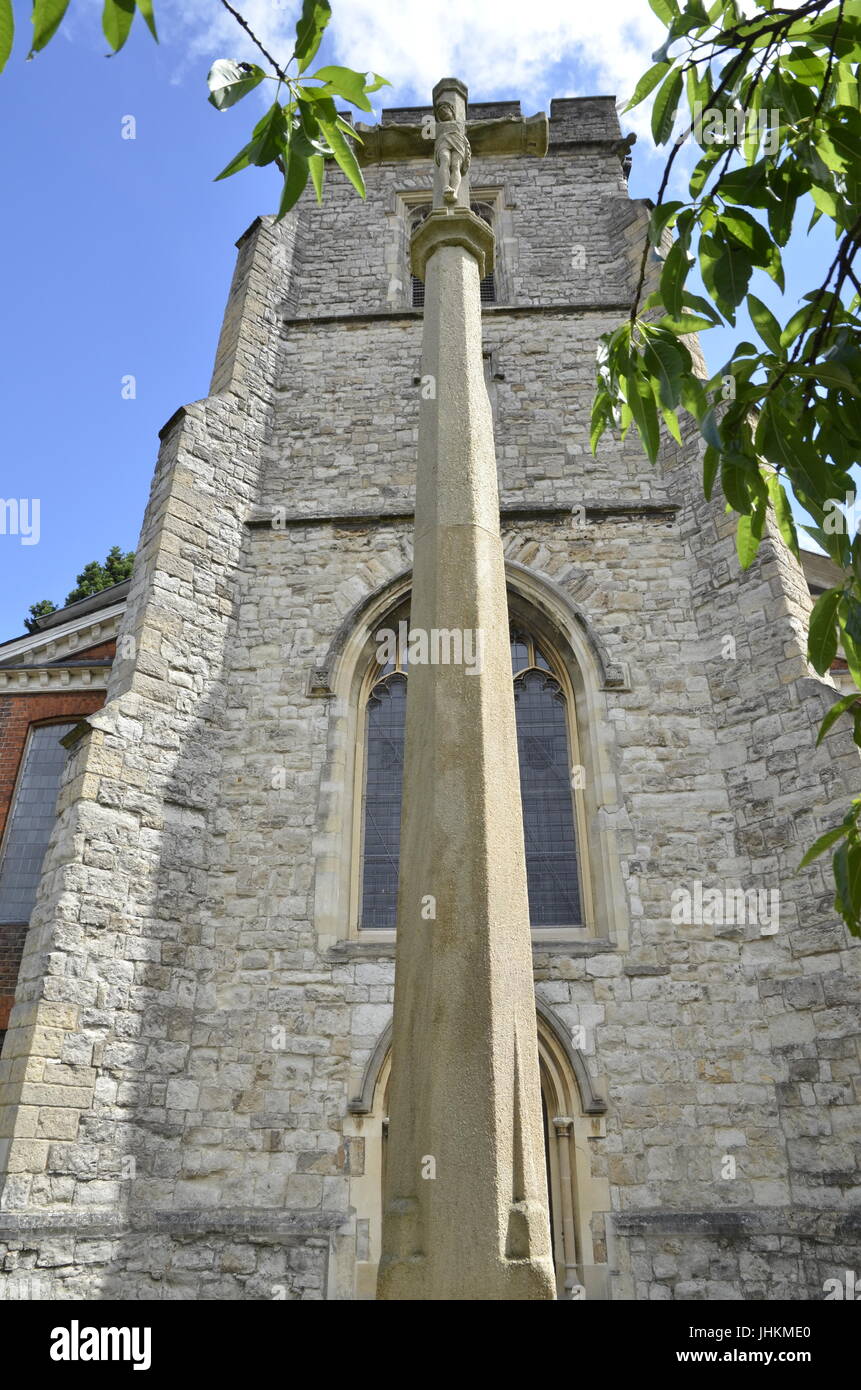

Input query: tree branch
[217,0,291,83]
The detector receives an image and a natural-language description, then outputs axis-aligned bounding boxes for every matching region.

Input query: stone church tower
[0,92,859,1301]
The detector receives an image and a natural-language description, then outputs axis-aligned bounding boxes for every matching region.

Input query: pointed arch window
[359,628,409,929]
[511,631,583,927]
[357,623,584,930]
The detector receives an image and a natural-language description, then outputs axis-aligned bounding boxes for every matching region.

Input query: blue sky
[0,0,836,638]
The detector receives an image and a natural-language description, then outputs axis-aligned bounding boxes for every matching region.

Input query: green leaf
[808,587,842,674]
[764,419,842,516]
[660,238,688,320]
[591,391,610,454]
[841,624,861,689]
[651,66,683,145]
[249,101,287,160]
[318,117,365,198]
[335,113,360,140]
[310,65,373,112]
[299,90,338,119]
[308,152,325,202]
[700,230,752,324]
[721,452,755,514]
[700,406,722,451]
[718,159,773,209]
[784,45,826,85]
[809,182,841,220]
[626,373,661,463]
[689,143,722,195]
[295,0,331,75]
[0,0,13,72]
[817,694,861,747]
[214,102,286,180]
[833,839,861,934]
[643,336,684,408]
[747,294,782,355]
[678,290,721,324]
[702,443,719,499]
[207,58,267,111]
[136,0,157,40]
[31,0,71,53]
[767,169,800,248]
[833,840,851,919]
[661,403,683,444]
[276,154,310,219]
[680,373,708,421]
[648,0,679,21]
[290,118,328,159]
[846,843,861,937]
[102,0,135,53]
[817,108,861,174]
[686,56,711,115]
[780,303,814,350]
[790,362,861,398]
[624,61,672,111]
[658,312,715,333]
[214,137,263,182]
[766,472,799,557]
[803,523,842,566]
[841,593,861,646]
[721,208,775,266]
[736,511,761,568]
[798,824,849,867]
[649,200,684,246]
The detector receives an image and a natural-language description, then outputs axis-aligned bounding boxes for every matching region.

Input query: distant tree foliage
[65,545,135,604]
[24,547,135,633]
[24,599,57,634]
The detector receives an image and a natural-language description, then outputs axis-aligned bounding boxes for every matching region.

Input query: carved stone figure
[434,99,471,205]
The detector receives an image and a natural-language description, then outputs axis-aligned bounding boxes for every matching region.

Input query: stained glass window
[360,674,408,928]
[358,627,583,928]
[0,723,76,925]
[514,669,582,925]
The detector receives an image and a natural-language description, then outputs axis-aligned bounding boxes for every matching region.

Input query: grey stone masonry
[0,93,858,1301]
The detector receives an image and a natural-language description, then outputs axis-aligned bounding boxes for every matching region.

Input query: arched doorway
[345,1002,610,1299]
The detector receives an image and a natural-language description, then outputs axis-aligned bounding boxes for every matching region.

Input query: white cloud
[331,0,665,113]
[152,0,666,131]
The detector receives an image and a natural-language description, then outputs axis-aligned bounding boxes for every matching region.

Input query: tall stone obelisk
[377,79,555,1301]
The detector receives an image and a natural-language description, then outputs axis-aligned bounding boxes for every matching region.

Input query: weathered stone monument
[377,79,555,1301]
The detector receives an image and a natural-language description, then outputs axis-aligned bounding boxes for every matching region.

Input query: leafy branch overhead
[1,1,387,220]
[0,0,158,69]
[206,1,389,217]
[594,0,861,934]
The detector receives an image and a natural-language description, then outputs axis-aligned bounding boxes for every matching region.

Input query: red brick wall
[0,691,107,842]
[59,639,117,662]
[0,687,109,1034]
[0,926,27,1029]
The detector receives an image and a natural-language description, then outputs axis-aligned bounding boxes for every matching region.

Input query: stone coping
[0,666,110,691]
[281,301,634,328]
[612,1208,861,1238]
[0,1209,347,1238]
[246,501,680,530]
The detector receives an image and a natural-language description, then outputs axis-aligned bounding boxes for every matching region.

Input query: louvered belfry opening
[410,202,496,307]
